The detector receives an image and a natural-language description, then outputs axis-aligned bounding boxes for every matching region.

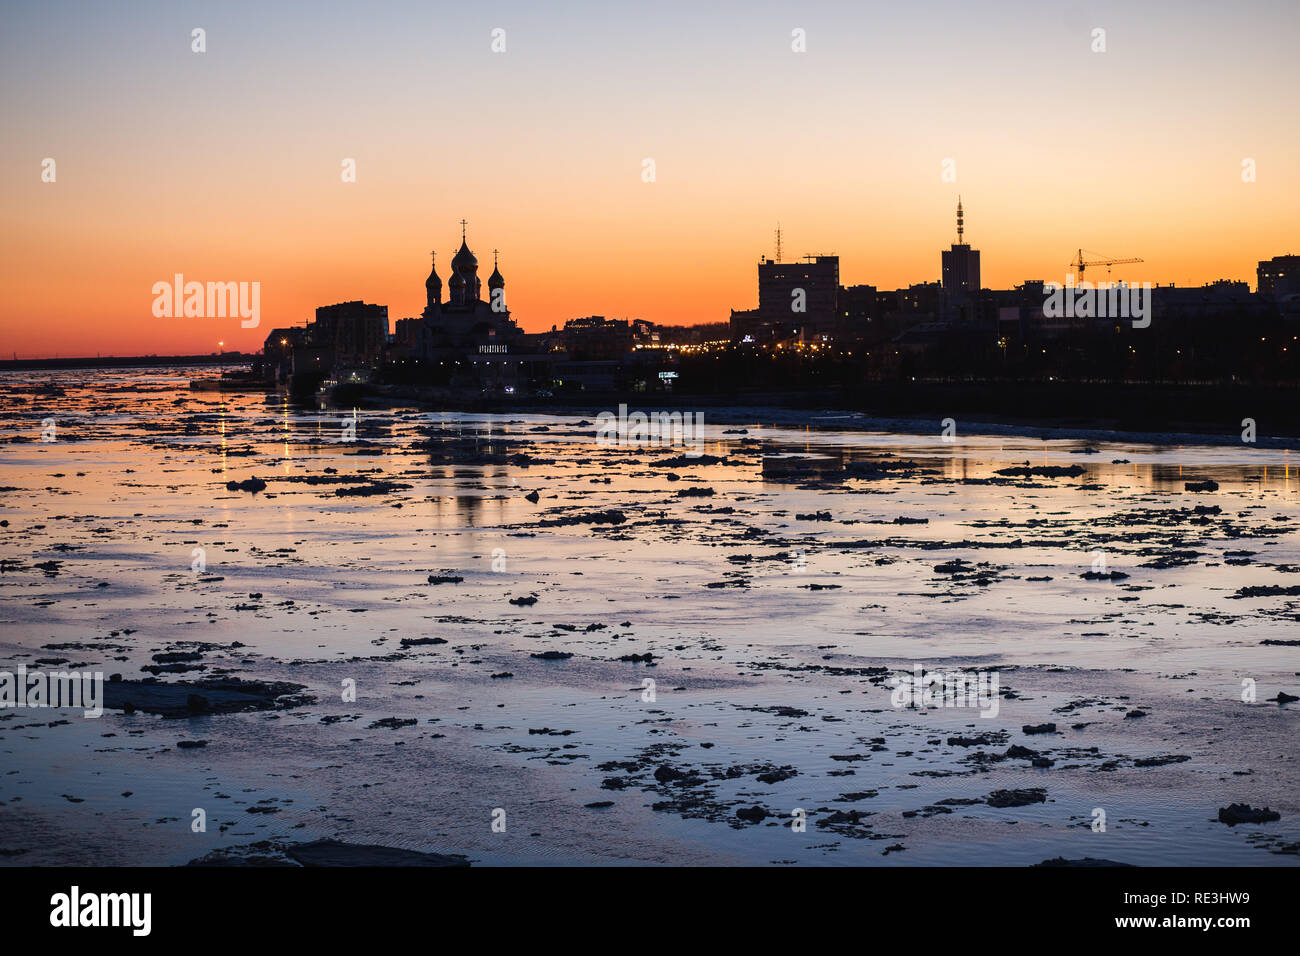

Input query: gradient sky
[2,0,1297,357]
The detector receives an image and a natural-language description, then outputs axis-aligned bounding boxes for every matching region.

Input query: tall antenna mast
[774,224,783,263]
[956,197,964,244]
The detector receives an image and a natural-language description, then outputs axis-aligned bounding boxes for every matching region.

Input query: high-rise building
[728,254,841,341]
[314,300,389,367]
[838,283,878,335]
[941,197,981,297]
[1257,255,1300,297]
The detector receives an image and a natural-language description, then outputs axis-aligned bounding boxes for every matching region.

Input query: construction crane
[1070,248,1144,277]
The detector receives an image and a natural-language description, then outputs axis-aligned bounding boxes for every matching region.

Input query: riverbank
[367,380,1300,449]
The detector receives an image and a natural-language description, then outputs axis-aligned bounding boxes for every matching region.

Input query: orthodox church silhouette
[394,222,551,392]
[414,221,521,355]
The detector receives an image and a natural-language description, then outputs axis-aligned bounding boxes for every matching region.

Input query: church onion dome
[449,270,466,288]
[451,239,477,273]
[488,265,504,290]
[426,259,441,291]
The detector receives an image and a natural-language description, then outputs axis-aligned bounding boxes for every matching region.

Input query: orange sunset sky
[2,0,1298,358]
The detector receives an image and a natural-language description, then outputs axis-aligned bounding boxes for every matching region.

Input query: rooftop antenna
[775,224,783,263]
[956,196,965,245]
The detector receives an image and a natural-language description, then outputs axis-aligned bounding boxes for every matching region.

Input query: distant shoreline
[375,381,1300,448]
[466,404,1300,451]
[0,354,254,370]
[5,361,1298,447]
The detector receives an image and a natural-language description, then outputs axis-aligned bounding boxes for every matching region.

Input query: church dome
[488,265,504,290]
[426,257,441,291]
[449,270,466,288]
[451,239,477,274]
